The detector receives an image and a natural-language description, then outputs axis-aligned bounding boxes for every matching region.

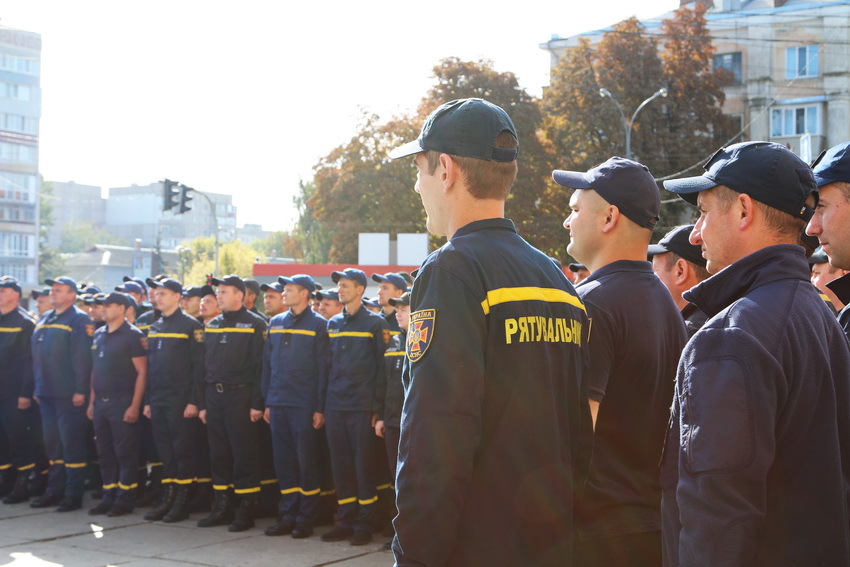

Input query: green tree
[180,236,262,285]
[58,221,126,253]
[252,230,303,261]
[293,181,332,263]
[38,179,65,280]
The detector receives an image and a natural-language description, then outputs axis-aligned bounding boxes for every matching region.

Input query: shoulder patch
[85,324,94,337]
[382,329,391,345]
[194,329,204,343]
[407,309,435,363]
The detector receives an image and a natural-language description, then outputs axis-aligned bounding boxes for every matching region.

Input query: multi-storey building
[46,180,105,248]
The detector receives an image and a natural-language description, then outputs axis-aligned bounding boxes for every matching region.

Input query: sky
[2,0,675,232]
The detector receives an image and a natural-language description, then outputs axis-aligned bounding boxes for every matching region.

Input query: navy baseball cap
[260,282,284,293]
[244,279,260,296]
[388,292,411,307]
[31,286,50,300]
[663,142,817,221]
[0,278,21,294]
[210,274,246,294]
[78,284,101,295]
[331,268,367,287]
[809,247,830,265]
[554,157,660,229]
[371,272,408,292]
[116,281,143,295]
[812,141,850,187]
[389,98,518,162]
[647,225,706,268]
[123,276,148,292]
[147,277,183,294]
[362,297,381,309]
[316,288,340,302]
[104,291,132,308]
[182,285,205,298]
[45,276,77,290]
[278,274,316,293]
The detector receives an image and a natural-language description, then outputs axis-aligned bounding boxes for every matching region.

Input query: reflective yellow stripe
[280,487,299,495]
[358,496,378,505]
[480,287,586,315]
[300,487,320,496]
[213,484,234,491]
[148,332,189,339]
[384,351,405,357]
[173,478,194,485]
[196,477,212,483]
[149,462,164,467]
[205,327,255,334]
[102,483,118,490]
[48,459,64,466]
[118,482,138,490]
[260,478,278,485]
[36,324,73,332]
[0,464,11,470]
[234,487,261,495]
[137,324,151,331]
[338,496,356,505]
[161,478,174,484]
[269,329,317,336]
[17,463,35,471]
[376,483,393,491]
[328,331,374,338]
[0,327,22,333]
[65,462,87,469]
[320,489,336,496]
[389,330,401,336]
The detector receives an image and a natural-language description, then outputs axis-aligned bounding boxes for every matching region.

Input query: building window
[0,142,38,164]
[786,45,818,79]
[714,52,742,84]
[0,54,39,76]
[0,83,31,102]
[0,233,31,257]
[770,105,819,137]
[0,173,36,202]
[0,264,28,280]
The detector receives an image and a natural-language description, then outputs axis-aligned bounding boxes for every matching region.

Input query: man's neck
[107,318,124,333]
[383,305,395,316]
[52,302,73,316]
[161,305,180,318]
[445,197,505,240]
[345,300,362,316]
[0,303,17,316]
[289,303,308,317]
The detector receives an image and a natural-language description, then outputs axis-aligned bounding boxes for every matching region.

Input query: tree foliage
[38,179,65,281]
[58,221,125,253]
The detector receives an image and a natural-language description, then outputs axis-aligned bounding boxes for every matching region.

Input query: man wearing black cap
[0,278,37,503]
[648,225,711,337]
[31,276,94,511]
[180,286,204,320]
[555,156,687,566]
[199,286,221,326]
[808,140,850,340]
[31,288,51,318]
[320,268,388,546]
[371,273,407,333]
[661,141,850,566]
[260,282,286,318]
[810,247,847,314]
[388,98,592,566]
[568,263,590,285]
[86,292,147,516]
[117,280,148,318]
[142,278,205,523]
[243,279,265,321]
[197,274,267,532]
[261,274,329,538]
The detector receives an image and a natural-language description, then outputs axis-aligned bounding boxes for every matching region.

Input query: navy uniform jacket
[383,311,401,334]
[0,306,36,400]
[394,218,592,567]
[91,321,147,398]
[202,307,266,410]
[827,272,850,342]
[147,308,205,407]
[134,309,158,335]
[326,306,388,413]
[661,245,850,566]
[262,306,329,412]
[32,305,93,398]
[376,331,405,428]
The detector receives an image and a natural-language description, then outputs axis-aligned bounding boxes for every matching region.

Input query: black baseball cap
[316,288,340,302]
[182,285,206,298]
[663,142,817,221]
[647,225,706,268]
[104,291,132,308]
[568,263,587,273]
[371,272,408,292]
[31,286,50,300]
[45,276,77,290]
[244,279,260,296]
[260,282,284,294]
[147,277,183,294]
[809,247,830,265]
[388,292,410,307]
[553,157,661,229]
[331,268,367,288]
[812,141,850,187]
[389,98,518,162]
[0,278,21,294]
[210,274,246,294]
[278,274,316,293]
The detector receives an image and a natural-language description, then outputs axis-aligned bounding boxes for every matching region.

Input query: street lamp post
[599,87,668,160]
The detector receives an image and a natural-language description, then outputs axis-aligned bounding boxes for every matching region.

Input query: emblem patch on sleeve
[85,324,94,337]
[194,329,204,343]
[407,309,436,362]
[382,329,391,345]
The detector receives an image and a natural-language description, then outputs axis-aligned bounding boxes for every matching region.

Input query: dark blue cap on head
[104,291,132,308]
[389,98,519,162]
[45,276,77,290]
[260,282,284,293]
[663,141,817,221]
[210,274,246,294]
[182,285,206,298]
[809,247,830,265]
[79,284,101,295]
[362,297,381,309]
[278,274,316,293]
[123,276,147,292]
[0,278,21,294]
[812,141,850,187]
[331,268,367,288]
[147,277,183,294]
[647,225,706,268]
[316,288,340,302]
[371,272,408,292]
[553,157,661,229]
[116,281,143,295]
[244,279,260,295]
[388,292,411,307]
[568,263,587,272]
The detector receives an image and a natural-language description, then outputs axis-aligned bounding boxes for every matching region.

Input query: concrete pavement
[0,495,394,567]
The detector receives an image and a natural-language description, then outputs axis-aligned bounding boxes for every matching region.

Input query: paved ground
[0,495,395,567]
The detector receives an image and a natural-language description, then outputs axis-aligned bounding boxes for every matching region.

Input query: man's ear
[440,153,457,193]
[600,205,620,234]
[737,192,756,230]
[674,258,690,286]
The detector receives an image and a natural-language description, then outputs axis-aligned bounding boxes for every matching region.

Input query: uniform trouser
[27,404,49,475]
[384,425,400,485]
[93,396,140,506]
[324,410,376,531]
[151,398,198,484]
[269,406,320,526]
[139,414,161,476]
[0,399,35,473]
[205,384,259,497]
[39,397,88,500]
[195,421,211,485]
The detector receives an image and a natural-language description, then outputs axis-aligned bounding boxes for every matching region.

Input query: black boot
[196,492,233,527]
[228,497,256,532]
[187,482,213,513]
[27,470,47,498]
[0,469,15,498]
[162,485,190,523]
[2,471,29,504]
[143,484,175,521]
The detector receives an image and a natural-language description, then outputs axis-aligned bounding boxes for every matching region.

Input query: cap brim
[814,172,841,187]
[44,279,58,286]
[662,176,719,205]
[552,170,592,189]
[209,278,225,287]
[647,244,669,257]
[388,139,425,160]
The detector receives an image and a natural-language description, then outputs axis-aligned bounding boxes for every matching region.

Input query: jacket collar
[827,272,850,306]
[452,218,516,240]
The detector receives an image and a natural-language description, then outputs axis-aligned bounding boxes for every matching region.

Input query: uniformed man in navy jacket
[388,98,592,566]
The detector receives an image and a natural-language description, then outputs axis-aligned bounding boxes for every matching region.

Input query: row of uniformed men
[0,268,412,546]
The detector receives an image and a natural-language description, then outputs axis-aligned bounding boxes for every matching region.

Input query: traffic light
[162,179,179,211]
[179,184,194,214]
